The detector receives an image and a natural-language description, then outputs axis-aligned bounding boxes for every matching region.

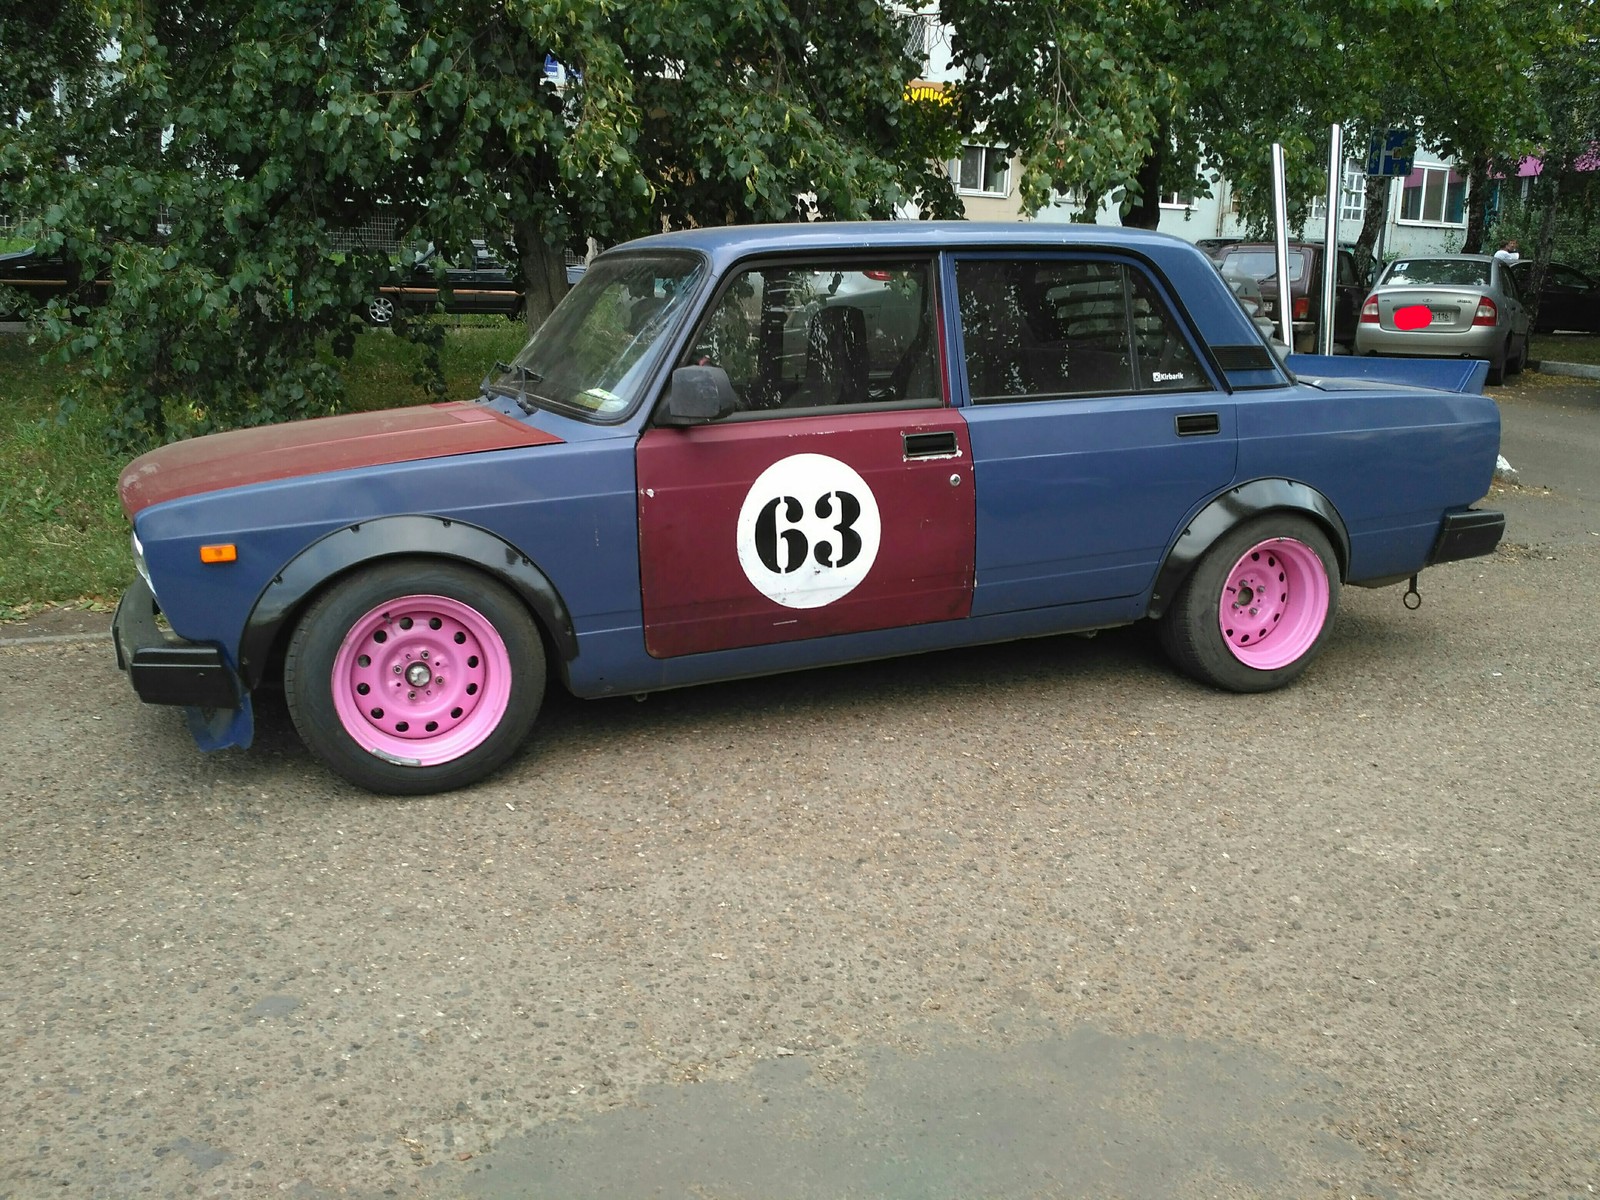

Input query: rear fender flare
[238,515,577,690]
[1147,481,1350,619]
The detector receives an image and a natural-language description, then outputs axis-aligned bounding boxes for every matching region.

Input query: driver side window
[686,259,941,414]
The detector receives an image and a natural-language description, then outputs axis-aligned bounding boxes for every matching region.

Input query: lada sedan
[114,223,1505,794]
[1354,254,1531,383]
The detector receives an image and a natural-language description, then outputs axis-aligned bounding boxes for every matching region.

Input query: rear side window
[955,258,1206,402]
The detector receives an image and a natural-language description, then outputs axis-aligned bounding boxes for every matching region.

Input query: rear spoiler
[1286,354,1489,395]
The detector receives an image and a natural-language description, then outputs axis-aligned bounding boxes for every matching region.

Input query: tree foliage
[0,0,960,446]
[938,0,1569,241]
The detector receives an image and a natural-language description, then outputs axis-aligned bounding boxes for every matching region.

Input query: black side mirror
[658,365,738,426]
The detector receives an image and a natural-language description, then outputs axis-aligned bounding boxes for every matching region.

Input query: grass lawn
[0,320,528,616]
[1531,332,1600,366]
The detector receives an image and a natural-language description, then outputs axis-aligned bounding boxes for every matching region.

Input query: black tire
[1158,515,1341,693]
[1487,338,1508,385]
[1506,332,1528,377]
[283,559,545,795]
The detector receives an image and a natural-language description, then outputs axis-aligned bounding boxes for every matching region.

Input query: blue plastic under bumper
[113,578,255,751]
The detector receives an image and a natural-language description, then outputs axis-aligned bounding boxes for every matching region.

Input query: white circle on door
[735,454,882,609]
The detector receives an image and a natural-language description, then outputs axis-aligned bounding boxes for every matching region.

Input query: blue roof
[596,220,1285,388]
[610,221,1202,271]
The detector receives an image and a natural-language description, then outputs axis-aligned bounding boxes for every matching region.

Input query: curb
[1532,359,1600,381]
[0,629,109,649]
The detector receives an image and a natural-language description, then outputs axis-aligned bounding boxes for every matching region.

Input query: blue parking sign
[1366,129,1414,177]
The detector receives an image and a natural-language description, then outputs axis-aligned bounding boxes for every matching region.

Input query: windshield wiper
[483,361,546,413]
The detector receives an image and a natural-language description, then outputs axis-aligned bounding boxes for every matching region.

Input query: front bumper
[113,577,241,709]
[1427,508,1506,565]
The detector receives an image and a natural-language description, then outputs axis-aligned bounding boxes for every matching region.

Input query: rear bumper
[113,578,241,709]
[1427,509,1505,566]
[1353,324,1504,360]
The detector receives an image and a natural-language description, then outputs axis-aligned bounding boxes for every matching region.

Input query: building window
[950,146,1010,196]
[1340,164,1366,222]
[1161,191,1196,209]
[1399,165,1467,226]
[1310,163,1368,224]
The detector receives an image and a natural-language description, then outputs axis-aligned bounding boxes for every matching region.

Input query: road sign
[1366,129,1414,178]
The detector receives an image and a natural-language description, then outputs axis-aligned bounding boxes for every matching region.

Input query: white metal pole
[1271,144,1293,350]
[1319,124,1343,355]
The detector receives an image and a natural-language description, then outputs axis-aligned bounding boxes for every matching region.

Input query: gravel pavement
[1,373,1596,1199]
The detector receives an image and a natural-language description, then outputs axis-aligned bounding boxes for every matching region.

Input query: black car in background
[365,240,588,325]
[367,240,523,325]
[0,245,105,319]
[1509,260,1600,333]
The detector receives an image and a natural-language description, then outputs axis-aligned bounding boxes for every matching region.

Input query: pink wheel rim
[330,594,513,767]
[1217,537,1330,670]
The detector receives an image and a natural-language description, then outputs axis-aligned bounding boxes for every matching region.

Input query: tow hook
[1403,574,1422,610]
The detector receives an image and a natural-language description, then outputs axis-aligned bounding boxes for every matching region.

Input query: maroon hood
[119,402,562,518]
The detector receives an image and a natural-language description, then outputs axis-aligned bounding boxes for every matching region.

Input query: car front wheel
[367,295,396,325]
[1159,516,1341,692]
[284,560,545,794]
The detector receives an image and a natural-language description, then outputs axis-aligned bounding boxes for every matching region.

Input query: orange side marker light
[199,544,238,564]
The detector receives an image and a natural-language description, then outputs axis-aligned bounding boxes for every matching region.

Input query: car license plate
[1430,307,1457,321]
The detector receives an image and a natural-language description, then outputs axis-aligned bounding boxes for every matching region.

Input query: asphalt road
[1,374,1596,1199]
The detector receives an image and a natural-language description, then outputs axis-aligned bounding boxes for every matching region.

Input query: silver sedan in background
[1354,254,1530,384]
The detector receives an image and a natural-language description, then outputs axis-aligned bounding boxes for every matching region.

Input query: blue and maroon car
[113,222,1506,795]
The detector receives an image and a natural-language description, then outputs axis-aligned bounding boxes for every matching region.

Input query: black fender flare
[236,515,578,690]
[1146,480,1350,619]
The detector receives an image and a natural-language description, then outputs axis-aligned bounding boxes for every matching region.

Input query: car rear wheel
[1159,515,1341,693]
[1487,335,1511,385]
[284,560,545,794]
[1506,331,1528,377]
[367,295,395,325]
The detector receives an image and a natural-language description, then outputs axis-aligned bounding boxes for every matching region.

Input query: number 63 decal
[736,454,882,609]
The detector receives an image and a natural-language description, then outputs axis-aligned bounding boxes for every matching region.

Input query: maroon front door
[637,410,975,658]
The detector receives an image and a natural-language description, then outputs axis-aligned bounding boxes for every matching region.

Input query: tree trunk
[1461,152,1492,254]
[1526,170,1563,333]
[1123,139,1165,229]
[514,217,571,335]
[1352,176,1388,285]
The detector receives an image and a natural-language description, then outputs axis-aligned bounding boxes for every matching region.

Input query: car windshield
[1217,248,1307,284]
[484,251,706,420]
[1383,259,1490,288]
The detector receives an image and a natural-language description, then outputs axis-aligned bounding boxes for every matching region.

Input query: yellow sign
[905,81,953,107]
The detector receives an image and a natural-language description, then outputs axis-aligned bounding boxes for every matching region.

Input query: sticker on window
[735,454,882,608]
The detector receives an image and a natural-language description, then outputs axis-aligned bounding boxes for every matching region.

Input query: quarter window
[955,259,1206,402]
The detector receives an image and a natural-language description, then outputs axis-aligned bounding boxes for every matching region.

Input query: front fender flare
[1146,480,1350,620]
[237,515,578,690]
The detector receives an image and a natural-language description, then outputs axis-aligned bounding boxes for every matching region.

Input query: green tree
[1514,12,1600,324]
[0,0,961,446]
[936,0,1566,245]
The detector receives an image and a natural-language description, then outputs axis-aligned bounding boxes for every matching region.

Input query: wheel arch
[1146,480,1350,620]
[238,515,578,692]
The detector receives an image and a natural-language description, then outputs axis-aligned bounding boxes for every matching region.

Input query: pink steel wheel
[329,594,512,767]
[1217,537,1331,670]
